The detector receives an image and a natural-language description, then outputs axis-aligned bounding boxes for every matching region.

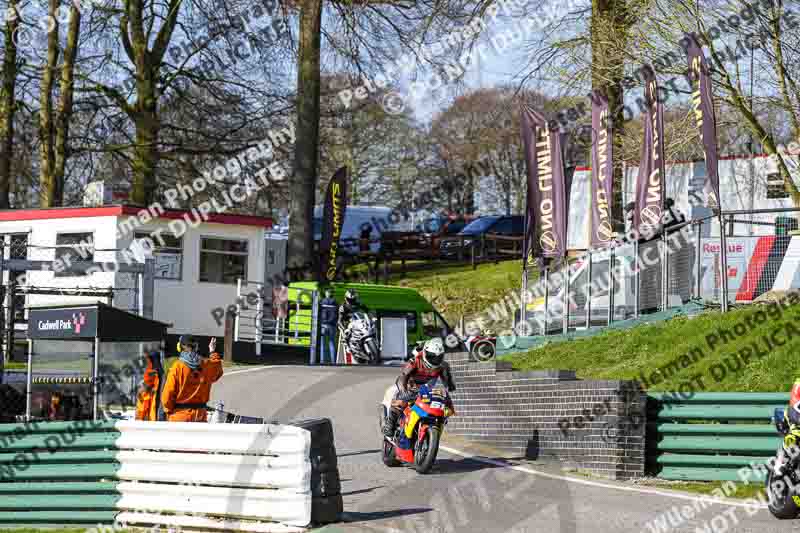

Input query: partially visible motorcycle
[443,332,496,361]
[766,408,800,519]
[463,334,496,361]
[342,311,380,365]
[379,377,454,474]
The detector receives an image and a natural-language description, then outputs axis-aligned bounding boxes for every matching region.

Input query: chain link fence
[516,208,800,336]
[519,208,800,337]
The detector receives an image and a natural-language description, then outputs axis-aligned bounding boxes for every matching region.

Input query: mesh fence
[519,208,800,337]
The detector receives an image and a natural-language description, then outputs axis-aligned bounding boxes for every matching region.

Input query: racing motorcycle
[462,334,497,361]
[441,332,496,362]
[766,408,800,519]
[342,311,380,365]
[379,377,455,474]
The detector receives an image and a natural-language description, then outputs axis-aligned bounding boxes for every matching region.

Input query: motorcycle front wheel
[766,466,800,519]
[365,338,380,364]
[414,424,441,474]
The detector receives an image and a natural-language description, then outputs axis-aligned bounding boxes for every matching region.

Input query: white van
[312,205,399,254]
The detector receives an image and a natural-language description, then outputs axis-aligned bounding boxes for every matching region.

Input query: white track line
[440,446,769,510]
[224,366,278,376]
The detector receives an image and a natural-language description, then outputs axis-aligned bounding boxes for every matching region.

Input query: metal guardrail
[646,392,788,482]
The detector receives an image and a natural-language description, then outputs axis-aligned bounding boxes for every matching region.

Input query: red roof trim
[120,206,273,228]
[0,204,272,228]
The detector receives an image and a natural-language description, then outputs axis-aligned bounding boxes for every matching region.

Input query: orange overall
[135,357,161,421]
[161,352,224,422]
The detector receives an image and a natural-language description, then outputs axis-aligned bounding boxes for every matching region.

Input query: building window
[767,173,789,199]
[54,232,94,277]
[199,238,248,284]
[134,232,183,280]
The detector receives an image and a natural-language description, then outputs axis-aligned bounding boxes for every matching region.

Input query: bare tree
[39,0,82,207]
[0,0,20,208]
[287,0,495,270]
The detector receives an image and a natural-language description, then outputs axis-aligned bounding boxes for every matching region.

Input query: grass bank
[389,260,524,333]
[504,300,800,392]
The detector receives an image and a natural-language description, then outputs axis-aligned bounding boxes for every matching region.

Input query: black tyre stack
[291,418,343,524]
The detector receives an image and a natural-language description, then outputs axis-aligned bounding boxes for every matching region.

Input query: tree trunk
[288,0,323,272]
[123,0,181,206]
[591,0,628,231]
[0,0,19,209]
[52,4,81,205]
[462,173,474,214]
[39,0,59,207]
[131,104,160,206]
[130,58,160,206]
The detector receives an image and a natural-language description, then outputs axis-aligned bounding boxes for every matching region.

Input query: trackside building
[0,205,273,348]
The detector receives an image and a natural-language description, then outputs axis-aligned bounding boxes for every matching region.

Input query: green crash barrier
[646,392,789,482]
[0,421,123,528]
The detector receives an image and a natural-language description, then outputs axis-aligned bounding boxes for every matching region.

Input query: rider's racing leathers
[382,345,456,438]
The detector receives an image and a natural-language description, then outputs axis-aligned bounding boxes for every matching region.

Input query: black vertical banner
[686,34,721,210]
[319,167,348,282]
[633,65,666,239]
[520,104,568,260]
[589,90,614,247]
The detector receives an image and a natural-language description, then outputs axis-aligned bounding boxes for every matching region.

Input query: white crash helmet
[421,337,446,369]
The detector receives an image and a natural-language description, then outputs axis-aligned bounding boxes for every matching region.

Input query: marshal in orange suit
[135,351,164,421]
[161,335,224,422]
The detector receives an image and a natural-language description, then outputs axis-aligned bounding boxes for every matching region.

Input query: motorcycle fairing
[405,408,423,439]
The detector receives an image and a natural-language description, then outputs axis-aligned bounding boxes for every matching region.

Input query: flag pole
[719,211,729,311]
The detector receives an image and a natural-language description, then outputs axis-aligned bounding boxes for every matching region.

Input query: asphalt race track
[215,365,800,533]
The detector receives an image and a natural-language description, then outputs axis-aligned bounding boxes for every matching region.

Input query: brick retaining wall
[446,353,646,480]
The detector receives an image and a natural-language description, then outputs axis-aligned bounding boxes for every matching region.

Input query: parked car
[439,215,524,257]
[417,215,475,255]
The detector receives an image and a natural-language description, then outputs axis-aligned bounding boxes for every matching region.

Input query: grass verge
[389,260,525,333]
[504,300,800,392]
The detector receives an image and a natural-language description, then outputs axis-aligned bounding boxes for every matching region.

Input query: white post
[255,282,263,357]
[585,252,592,329]
[542,268,549,336]
[234,278,242,342]
[719,213,730,312]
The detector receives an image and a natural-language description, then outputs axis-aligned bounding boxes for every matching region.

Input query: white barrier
[114,450,310,489]
[111,421,312,530]
[114,421,311,455]
[114,512,308,533]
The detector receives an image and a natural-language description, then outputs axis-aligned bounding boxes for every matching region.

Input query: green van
[286,281,452,354]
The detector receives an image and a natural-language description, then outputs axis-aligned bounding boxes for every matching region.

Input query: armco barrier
[646,392,788,482]
[0,420,313,531]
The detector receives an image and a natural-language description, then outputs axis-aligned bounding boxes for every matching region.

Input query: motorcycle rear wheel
[414,425,441,474]
[766,467,800,519]
[471,340,496,362]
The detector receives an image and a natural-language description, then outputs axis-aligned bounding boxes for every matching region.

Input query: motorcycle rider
[382,337,456,439]
[338,289,367,348]
[773,377,800,474]
[338,289,366,331]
